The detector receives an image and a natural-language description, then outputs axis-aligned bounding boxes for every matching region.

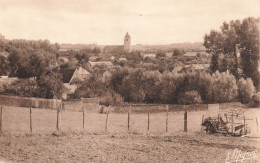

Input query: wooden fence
[0,104,258,135]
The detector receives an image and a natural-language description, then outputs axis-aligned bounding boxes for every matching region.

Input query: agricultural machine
[201,107,252,136]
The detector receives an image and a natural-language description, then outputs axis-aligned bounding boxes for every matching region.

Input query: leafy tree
[156,51,166,58]
[4,79,38,97]
[211,71,238,103]
[197,72,214,103]
[177,91,202,105]
[110,68,129,92]
[237,78,255,103]
[173,49,184,56]
[8,49,21,77]
[92,47,101,54]
[239,17,259,89]
[0,55,9,76]
[75,53,89,64]
[204,17,259,88]
[73,74,106,98]
[204,30,223,73]
[142,71,161,103]
[159,72,177,104]
[120,69,145,102]
[36,68,65,99]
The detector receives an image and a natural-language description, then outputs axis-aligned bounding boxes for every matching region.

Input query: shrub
[211,71,238,103]
[159,72,177,104]
[248,92,260,108]
[238,78,255,104]
[73,75,106,99]
[4,79,38,97]
[177,90,202,105]
[103,90,124,106]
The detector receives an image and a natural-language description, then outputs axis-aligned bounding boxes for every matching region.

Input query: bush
[73,75,106,98]
[211,71,238,103]
[238,78,255,104]
[177,90,202,105]
[103,90,124,106]
[248,92,260,108]
[4,79,38,97]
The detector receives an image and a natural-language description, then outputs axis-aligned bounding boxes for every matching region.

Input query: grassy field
[0,105,259,135]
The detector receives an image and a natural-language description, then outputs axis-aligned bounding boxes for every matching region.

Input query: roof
[143,54,156,58]
[89,56,99,61]
[60,67,90,83]
[184,52,197,57]
[89,61,113,67]
[119,58,127,61]
[125,32,131,38]
[69,67,91,83]
[77,67,90,75]
[172,66,183,74]
[165,52,173,57]
[60,68,75,83]
[192,64,210,70]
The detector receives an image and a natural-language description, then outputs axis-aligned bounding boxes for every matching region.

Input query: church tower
[124,32,131,52]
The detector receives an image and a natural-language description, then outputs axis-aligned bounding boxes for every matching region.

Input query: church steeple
[124,32,131,52]
[125,32,130,38]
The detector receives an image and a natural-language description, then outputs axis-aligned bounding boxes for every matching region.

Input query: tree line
[204,17,259,90]
[72,68,257,105]
[0,39,64,99]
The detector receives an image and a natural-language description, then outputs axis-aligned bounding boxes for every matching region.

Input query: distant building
[172,66,183,74]
[165,52,173,58]
[88,61,113,68]
[60,67,90,84]
[102,70,113,82]
[172,64,210,74]
[184,52,197,57]
[119,57,127,62]
[70,67,91,83]
[60,67,91,99]
[124,32,131,52]
[141,53,156,59]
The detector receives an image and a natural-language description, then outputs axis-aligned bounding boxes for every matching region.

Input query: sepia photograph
[0,0,259,162]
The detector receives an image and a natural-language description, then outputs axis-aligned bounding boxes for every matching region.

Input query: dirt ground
[0,132,259,163]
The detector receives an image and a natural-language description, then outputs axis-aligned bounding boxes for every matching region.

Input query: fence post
[30,107,32,133]
[184,110,187,132]
[147,112,150,133]
[128,105,131,131]
[243,114,246,133]
[56,105,62,131]
[166,105,169,132]
[201,114,204,132]
[231,109,234,135]
[105,108,110,132]
[82,107,85,129]
[0,106,2,134]
[256,118,258,134]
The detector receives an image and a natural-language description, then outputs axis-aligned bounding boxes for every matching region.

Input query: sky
[0,0,259,45]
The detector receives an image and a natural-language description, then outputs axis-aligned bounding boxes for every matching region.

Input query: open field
[0,105,259,136]
[0,105,259,162]
[0,132,259,162]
